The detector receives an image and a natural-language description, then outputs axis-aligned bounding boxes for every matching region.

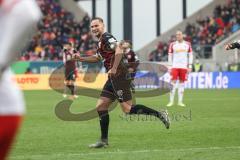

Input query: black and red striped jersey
[63,49,76,71]
[96,32,117,71]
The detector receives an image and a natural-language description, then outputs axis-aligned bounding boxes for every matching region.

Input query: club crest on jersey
[116,90,123,97]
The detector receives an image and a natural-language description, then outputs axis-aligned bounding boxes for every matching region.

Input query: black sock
[67,85,75,95]
[129,104,160,118]
[98,110,109,140]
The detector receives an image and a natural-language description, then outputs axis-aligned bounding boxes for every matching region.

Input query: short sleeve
[168,42,174,54]
[103,34,118,51]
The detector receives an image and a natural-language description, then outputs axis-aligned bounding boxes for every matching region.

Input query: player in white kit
[0,0,42,159]
[166,31,193,107]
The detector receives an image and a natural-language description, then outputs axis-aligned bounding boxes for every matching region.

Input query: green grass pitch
[10,89,240,160]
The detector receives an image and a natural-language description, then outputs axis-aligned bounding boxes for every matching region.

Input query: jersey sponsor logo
[66,54,72,61]
[116,90,123,97]
[108,38,117,43]
[175,49,188,53]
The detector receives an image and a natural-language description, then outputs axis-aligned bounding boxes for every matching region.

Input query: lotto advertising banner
[14,72,158,90]
[14,74,50,90]
[11,61,63,74]
[11,61,103,74]
[14,74,108,90]
[159,72,240,89]
[14,72,240,90]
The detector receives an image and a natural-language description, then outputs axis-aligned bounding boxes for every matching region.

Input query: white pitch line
[10,146,240,159]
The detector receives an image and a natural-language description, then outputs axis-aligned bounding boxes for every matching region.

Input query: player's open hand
[225,44,232,50]
[108,67,117,77]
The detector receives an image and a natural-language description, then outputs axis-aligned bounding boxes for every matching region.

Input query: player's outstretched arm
[225,41,240,50]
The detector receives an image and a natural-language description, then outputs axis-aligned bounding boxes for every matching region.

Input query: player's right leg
[167,68,178,107]
[166,80,177,107]
[89,78,119,148]
[89,96,113,148]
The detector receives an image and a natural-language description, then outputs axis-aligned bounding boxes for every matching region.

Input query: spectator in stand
[150,0,240,61]
[192,59,203,72]
[148,42,168,62]
[20,0,97,61]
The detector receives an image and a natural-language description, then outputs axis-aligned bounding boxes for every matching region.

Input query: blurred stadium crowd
[149,0,240,61]
[19,0,240,70]
[20,0,97,61]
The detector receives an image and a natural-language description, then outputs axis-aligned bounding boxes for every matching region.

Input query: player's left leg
[113,78,170,129]
[177,69,188,107]
[120,100,170,129]
[64,71,77,99]
[67,81,77,99]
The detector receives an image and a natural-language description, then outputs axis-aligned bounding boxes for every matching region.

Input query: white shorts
[0,69,25,115]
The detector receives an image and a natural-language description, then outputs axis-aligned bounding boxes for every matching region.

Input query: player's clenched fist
[72,53,82,61]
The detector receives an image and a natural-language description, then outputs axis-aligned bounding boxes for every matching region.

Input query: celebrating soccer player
[166,31,193,107]
[74,17,170,148]
[0,0,42,159]
[62,42,78,99]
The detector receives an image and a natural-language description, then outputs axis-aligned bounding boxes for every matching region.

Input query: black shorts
[65,69,76,81]
[100,74,132,102]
